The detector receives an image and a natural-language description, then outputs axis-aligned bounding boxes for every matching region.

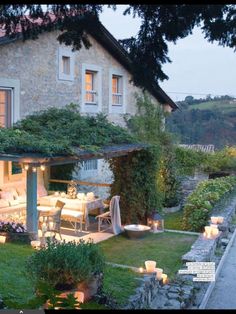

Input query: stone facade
[0,29,162,188]
[0,30,160,126]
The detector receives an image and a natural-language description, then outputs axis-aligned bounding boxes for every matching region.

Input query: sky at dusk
[100,5,236,102]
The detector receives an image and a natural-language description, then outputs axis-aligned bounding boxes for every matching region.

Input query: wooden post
[26,167,38,240]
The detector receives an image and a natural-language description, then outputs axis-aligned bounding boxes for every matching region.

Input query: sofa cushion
[9,199,20,206]
[0,199,10,208]
[16,195,27,204]
[16,186,26,197]
[0,191,14,202]
[1,187,18,199]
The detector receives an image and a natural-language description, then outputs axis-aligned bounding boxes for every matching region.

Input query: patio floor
[38,216,116,244]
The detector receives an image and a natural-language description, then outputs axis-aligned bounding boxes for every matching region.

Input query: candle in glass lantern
[211,216,218,224]
[145,260,157,273]
[162,273,168,284]
[0,235,6,243]
[155,268,163,280]
[217,216,224,224]
[204,226,212,238]
[31,240,41,249]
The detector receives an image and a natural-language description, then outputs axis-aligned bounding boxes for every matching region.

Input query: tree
[0,4,235,90]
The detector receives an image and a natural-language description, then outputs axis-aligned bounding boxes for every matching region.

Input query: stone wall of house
[0,30,161,128]
[180,171,209,204]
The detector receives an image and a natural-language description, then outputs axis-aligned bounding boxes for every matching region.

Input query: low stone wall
[123,274,195,310]
[182,194,236,263]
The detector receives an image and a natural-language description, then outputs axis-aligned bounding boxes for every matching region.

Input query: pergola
[0,143,148,239]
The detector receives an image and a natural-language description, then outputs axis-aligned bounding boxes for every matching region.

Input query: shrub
[182,176,236,231]
[26,239,105,291]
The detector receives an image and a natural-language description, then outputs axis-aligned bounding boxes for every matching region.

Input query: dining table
[38,195,104,230]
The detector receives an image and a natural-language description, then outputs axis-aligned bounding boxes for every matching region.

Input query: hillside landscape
[166,95,236,149]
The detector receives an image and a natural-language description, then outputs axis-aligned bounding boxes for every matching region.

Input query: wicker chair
[39,200,65,240]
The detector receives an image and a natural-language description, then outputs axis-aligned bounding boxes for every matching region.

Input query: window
[0,89,12,128]
[82,159,98,171]
[109,69,126,114]
[85,71,96,103]
[82,64,102,113]
[58,47,74,81]
[62,56,70,75]
[112,75,123,105]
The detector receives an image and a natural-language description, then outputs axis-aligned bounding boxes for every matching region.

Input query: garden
[1,95,236,309]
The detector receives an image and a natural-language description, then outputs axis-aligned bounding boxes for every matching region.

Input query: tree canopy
[0,4,235,90]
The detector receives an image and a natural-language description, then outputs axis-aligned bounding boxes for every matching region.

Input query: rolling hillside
[166,97,236,149]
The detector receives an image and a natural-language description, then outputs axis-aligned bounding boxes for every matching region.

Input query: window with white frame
[82,64,102,113]
[112,75,123,105]
[85,71,96,103]
[82,159,98,171]
[0,89,12,128]
[109,69,126,114]
[58,47,74,81]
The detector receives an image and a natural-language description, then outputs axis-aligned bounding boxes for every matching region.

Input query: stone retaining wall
[123,274,195,310]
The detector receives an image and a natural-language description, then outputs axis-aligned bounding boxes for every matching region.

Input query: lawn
[163,210,184,230]
[0,243,141,309]
[0,231,197,309]
[98,231,197,279]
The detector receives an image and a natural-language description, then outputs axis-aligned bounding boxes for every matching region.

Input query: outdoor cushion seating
[0,183,48,218]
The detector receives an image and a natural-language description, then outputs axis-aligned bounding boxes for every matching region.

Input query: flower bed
[0,221,30,244]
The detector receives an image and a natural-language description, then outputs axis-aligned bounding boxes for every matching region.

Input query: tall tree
[0,5,235,90]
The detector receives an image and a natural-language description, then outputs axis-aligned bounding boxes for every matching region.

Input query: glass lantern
[147,211,164,233]
[67,180,77,199]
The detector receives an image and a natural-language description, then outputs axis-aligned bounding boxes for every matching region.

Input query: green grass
[0,231,197,309]
[0,243,141,309]
[163,210,184,230]
[98,231,197,279]
[0,243,35,307]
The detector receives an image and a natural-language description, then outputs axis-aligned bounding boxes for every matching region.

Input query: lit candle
[153,223,158,232]
[74,291,85,304]
[40,165,45,171]
[162,273,168,284]
[211,228,219,237]
[0,235,6,243]
[155,267,163,280]
[31,240,41,249]
[211,216,218,224]
[218,216,224,224]
[204,226,212,238]
[145,260,156,273]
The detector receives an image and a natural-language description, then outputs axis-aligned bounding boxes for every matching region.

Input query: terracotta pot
[77,273,103,302]
[44,273,103,309]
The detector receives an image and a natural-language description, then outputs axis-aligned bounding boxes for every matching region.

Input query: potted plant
[25,238,105,308]
[0,220,30,244]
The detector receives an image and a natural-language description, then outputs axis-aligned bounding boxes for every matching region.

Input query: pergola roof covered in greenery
[0,105,148,165]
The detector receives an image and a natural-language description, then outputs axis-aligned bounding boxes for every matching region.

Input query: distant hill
[166,96,236,149]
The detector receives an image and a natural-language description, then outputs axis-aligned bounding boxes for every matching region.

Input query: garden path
[205,234,236,309]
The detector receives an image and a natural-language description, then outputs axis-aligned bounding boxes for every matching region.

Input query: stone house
[0,20,177,193]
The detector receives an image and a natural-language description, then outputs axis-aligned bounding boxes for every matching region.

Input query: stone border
[199,227,236,309]
[164,229,200,236]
